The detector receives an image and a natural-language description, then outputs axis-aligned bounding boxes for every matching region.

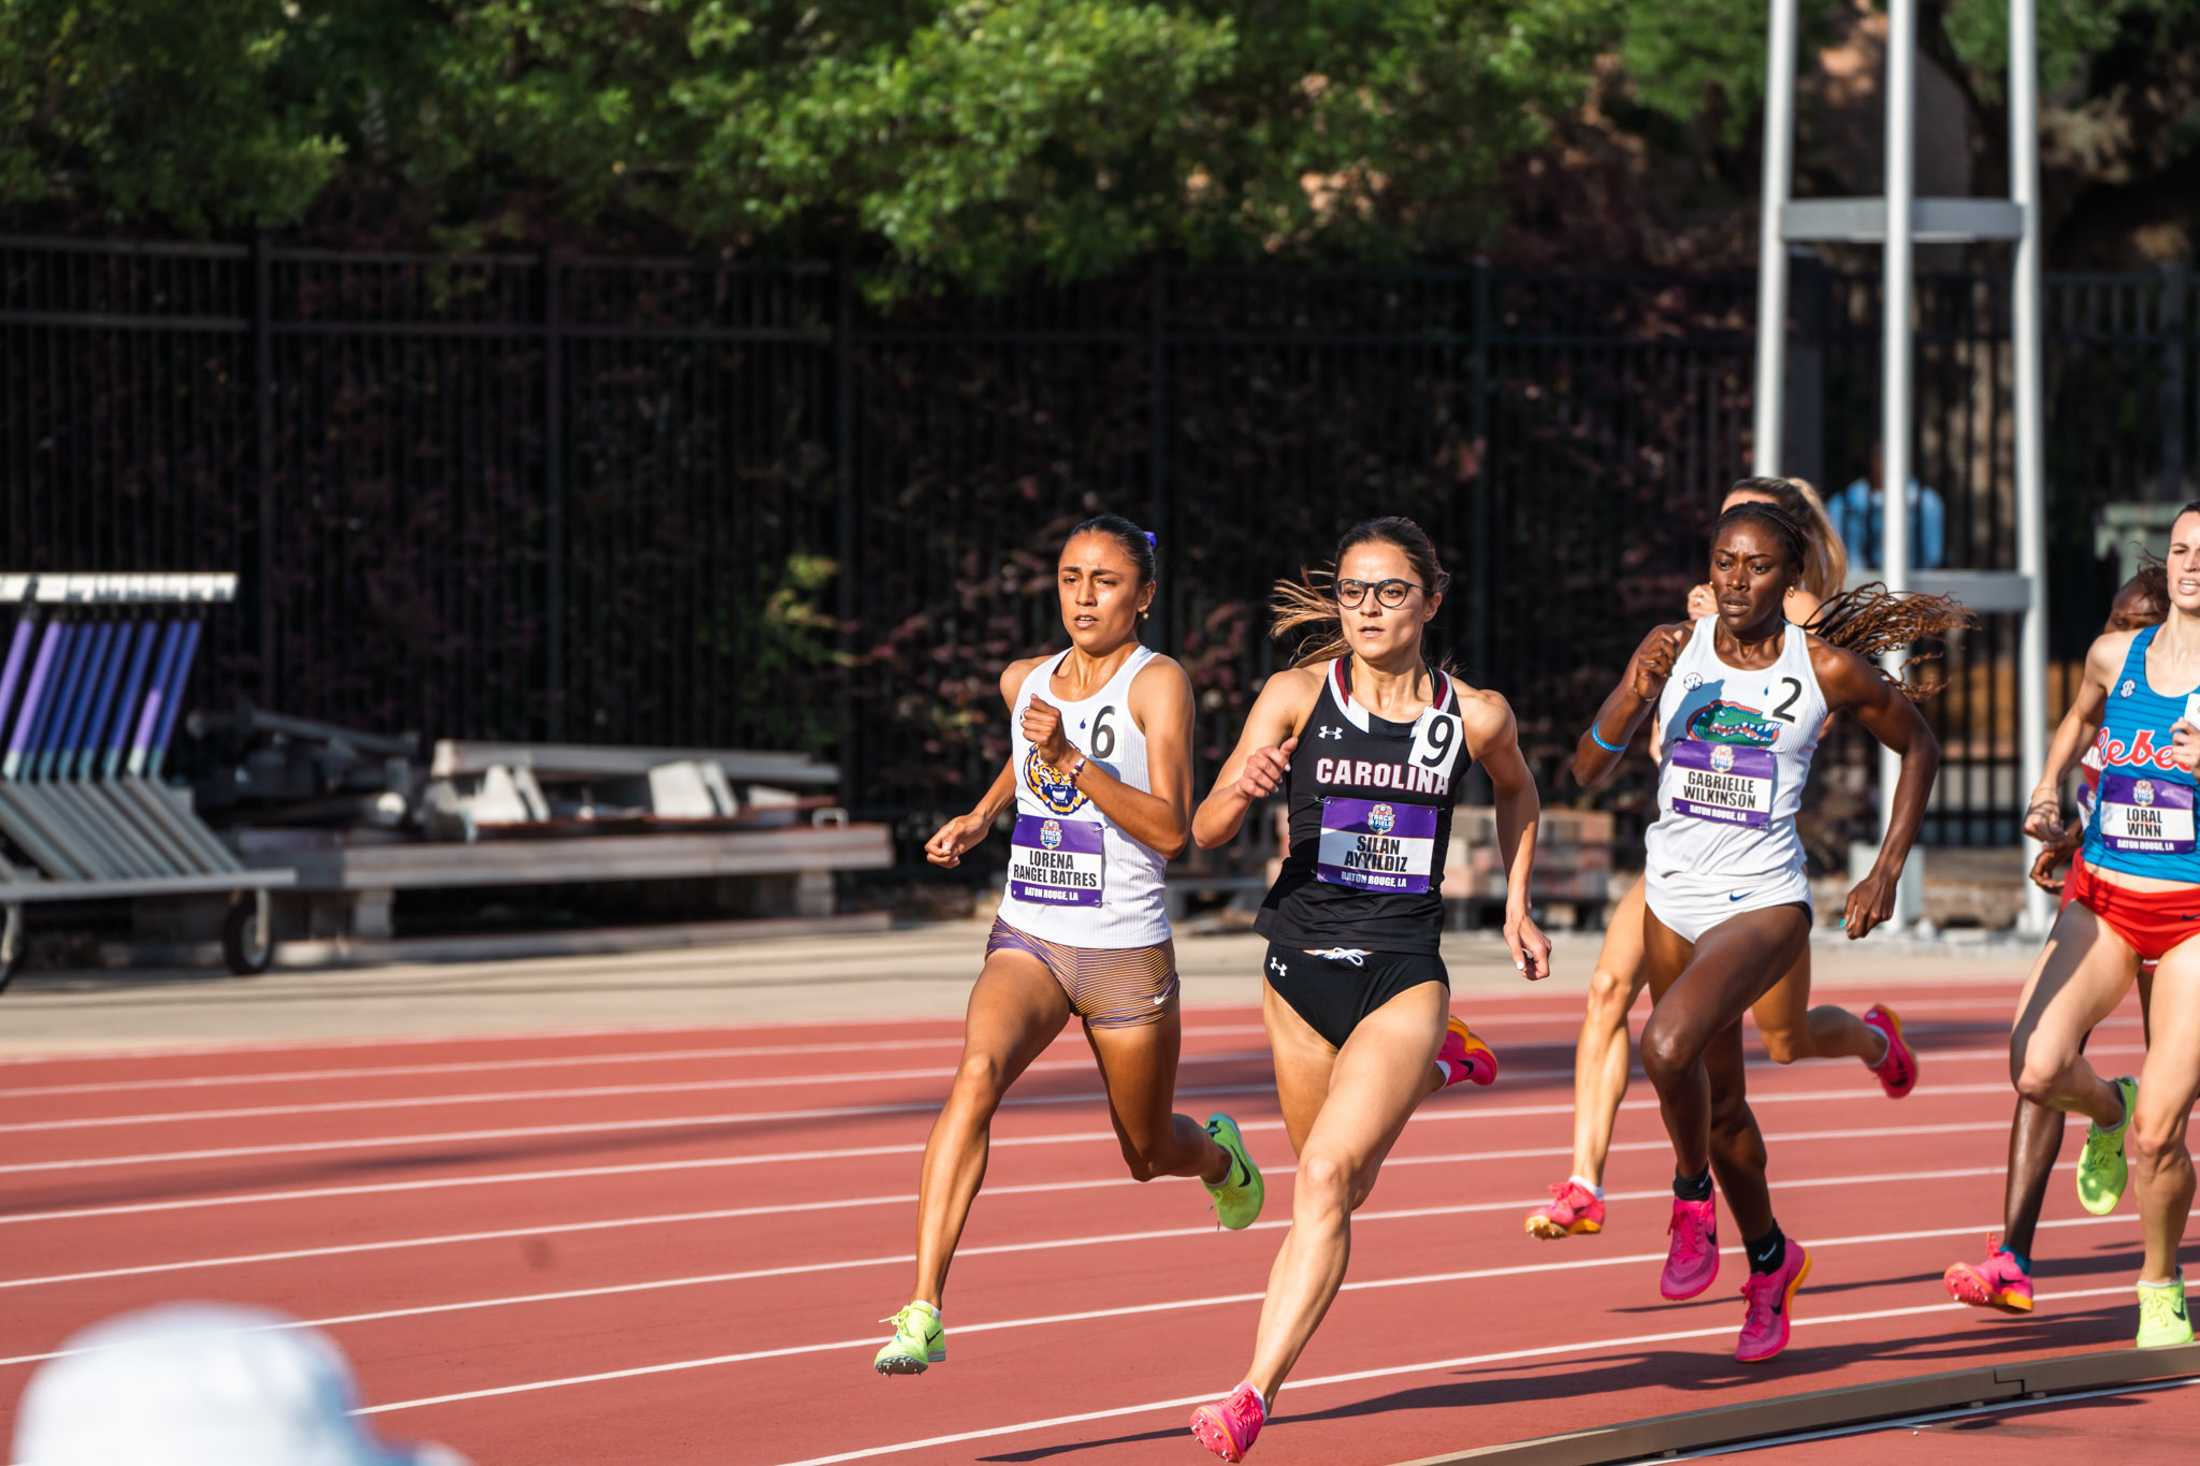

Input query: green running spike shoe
[2137,1274,2193,1349]
[1204,1113,1264,1231]
[872,1301,944,1375]
[2076,1076,2139,1217]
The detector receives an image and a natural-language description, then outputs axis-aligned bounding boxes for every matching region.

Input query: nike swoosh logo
[1728,891,1753,902]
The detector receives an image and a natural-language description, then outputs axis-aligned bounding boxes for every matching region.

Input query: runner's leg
[908,949,1072,1305]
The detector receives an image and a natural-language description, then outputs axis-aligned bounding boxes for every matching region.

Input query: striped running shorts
[985,917,1179,1028]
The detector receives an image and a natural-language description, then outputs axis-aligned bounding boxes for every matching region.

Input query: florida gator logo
[1684,701,1780,748]
[1024,747,1090,815]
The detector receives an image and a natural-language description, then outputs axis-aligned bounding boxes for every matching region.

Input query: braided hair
[1713,502,1975,700]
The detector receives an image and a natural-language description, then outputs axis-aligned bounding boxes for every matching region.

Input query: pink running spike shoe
[1435,1016,1498,1089]
[1660,1196,1719,1300]
[1525,1180,1605,1239]
[1190,1382,1265,1462]
[1735,1240,1811,1362]
[1862,1004,1918,1099]
[1944,1238,2035,1313]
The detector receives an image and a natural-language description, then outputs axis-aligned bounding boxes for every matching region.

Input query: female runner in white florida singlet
[1572,500,1961,1364]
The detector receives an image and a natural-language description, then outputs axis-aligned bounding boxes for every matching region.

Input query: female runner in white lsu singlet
[872,514,1264,1378]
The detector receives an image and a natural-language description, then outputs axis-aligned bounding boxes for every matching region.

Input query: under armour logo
[1317,726,1344,741]
[1682,672,1704,690]
[1268,956,1288,978]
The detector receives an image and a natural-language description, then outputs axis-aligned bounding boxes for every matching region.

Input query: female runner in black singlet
[1182,516,1551,1461]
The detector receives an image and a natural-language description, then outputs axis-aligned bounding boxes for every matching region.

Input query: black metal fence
[5,237,2194,856]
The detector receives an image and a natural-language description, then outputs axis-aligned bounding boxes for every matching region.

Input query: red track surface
[0,978,2190,1464]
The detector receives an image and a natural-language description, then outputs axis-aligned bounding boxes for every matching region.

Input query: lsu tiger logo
[1024,746,1090,815]
[1368,803,1396,836]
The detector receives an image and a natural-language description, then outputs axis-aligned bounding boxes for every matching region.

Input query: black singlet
[1254,658,1470,956]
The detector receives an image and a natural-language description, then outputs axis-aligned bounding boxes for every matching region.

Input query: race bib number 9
[1670,741,1775,828]
[2097,772,2196,855]
[1008,815,1105,905]
[1316,797,1438,893]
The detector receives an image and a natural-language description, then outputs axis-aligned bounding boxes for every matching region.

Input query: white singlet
[1642,617,1829,941]
[995,647,1172,947]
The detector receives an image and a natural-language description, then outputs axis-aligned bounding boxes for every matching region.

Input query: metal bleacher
[0,574,294,986]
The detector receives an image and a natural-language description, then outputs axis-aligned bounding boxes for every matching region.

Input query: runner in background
[1945,566,2165,1313]
[2009,507,2200,1349]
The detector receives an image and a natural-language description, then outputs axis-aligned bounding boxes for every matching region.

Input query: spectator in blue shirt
[1828,444,1947,569]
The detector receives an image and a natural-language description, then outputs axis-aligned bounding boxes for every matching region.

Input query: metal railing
[4,237,2192,854]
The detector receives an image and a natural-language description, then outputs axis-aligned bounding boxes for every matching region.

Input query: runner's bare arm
[1024,657,1195,857]
[1459,683,1551,979]
[2026,630,2130,843]
[923,657,1053,868]
[1572,623,1689,791]
[925,755,1018,868]
[1193,666,1319,850]
[1810,641,1940,938]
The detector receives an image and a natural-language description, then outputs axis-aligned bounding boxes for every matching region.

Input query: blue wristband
[1587,723,1627,754]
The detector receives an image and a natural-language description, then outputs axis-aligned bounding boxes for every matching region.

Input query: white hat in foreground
[14,1304,466,1466]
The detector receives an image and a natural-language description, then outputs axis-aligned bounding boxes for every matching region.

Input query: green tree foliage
[3,0,2194,278]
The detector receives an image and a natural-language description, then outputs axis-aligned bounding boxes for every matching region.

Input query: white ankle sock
[1570,1174,1605,1199]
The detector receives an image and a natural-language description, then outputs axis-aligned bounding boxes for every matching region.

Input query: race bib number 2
[1008,815,1105,905]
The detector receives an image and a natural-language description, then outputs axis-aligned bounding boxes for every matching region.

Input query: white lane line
[0,981,2073,1071]
[0,1114,2021,1230]
[1,1039,2144,1135]
[0,1150,2058,1294]
[351,1276,2142,1433]
[8,1210,2127,1374]
[0,1052,1280,1134]
[759,1283,2149,1466]
[0,1027,1280,1098]
[0,1081,2032,1178]
[5,1001,2103,1099]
